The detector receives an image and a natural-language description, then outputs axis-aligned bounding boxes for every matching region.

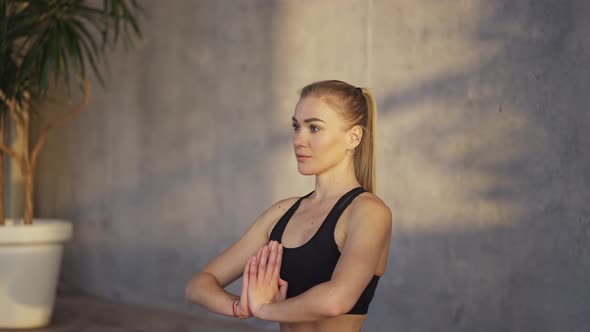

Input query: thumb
[278,278,288,299]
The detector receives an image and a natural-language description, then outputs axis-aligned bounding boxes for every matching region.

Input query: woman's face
[291,96,352,175]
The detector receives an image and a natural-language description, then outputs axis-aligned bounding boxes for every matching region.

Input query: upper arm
[198,197,298,287]
[329,195,392,311]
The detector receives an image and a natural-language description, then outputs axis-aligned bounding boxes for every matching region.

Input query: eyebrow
[292,116,326,123]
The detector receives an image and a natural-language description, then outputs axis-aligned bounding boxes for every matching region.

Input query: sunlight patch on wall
[379,95,548,231]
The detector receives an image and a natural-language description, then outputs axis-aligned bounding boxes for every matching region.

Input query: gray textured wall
[34,1,590,331]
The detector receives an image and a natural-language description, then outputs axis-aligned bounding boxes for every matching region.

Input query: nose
[293,130,306,148]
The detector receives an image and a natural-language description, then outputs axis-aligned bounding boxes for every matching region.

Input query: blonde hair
[299,80,377,193]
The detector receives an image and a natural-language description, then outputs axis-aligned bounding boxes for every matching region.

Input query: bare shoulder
[261,196,300,221]
[347,192,392,227]
[257,196,300,236]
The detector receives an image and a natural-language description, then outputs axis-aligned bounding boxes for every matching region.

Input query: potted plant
[0,0,142,328]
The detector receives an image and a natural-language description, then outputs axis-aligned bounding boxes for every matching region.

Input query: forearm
[256,281,346,323]
[185,272,239,317]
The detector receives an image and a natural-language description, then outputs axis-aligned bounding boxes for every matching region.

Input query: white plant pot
[0,219,72,328]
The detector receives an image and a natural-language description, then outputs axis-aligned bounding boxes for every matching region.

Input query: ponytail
[355,88,377,193]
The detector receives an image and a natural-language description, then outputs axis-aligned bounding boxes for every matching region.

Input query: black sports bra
[269,187,380,315]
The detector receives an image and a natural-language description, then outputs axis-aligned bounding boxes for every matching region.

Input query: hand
[237,245,266,319]
[247,241,285,317]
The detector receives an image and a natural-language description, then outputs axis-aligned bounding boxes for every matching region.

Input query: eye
[292,123,300,132]
[310,125,320,133]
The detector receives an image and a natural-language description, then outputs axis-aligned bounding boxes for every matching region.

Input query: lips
[296,154,311,161]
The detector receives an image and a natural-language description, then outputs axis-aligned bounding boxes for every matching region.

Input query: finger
[242,256,250,292]
[271,243,283,282]
[256,246,263,262]
[256,246,265,275]
[266,241,278,282]
[249,255,258,288]
[253,246,264,278]
[258,245,269,282]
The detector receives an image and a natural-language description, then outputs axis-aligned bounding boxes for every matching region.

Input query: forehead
[293,96,342,122]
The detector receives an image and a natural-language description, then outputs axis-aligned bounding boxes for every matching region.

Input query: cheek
[311,134,343,155]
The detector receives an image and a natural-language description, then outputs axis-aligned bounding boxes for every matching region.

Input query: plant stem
[23,110,33,225]
[0,111,5,226]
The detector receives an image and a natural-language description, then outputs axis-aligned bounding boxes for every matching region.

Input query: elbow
[185,272,210,304]
[323,306,346,318]
[184,276,199,303]
[323,293,355,317]
[329,302,354,317]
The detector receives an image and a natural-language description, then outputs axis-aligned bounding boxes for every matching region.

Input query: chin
[297,165,318,176]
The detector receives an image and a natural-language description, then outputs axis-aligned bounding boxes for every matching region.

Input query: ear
[347,125,364,149]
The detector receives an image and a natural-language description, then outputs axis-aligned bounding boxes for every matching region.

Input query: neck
[312,157,361,201]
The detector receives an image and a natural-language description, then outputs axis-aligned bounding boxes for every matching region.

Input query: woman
[186,80,392,332]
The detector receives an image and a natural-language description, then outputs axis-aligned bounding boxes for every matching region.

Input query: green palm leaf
[1,0,143,110]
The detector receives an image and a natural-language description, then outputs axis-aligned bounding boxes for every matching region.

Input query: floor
[1,293,272,332]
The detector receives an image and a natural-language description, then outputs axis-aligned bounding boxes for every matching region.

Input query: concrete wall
[35,1,590,331]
